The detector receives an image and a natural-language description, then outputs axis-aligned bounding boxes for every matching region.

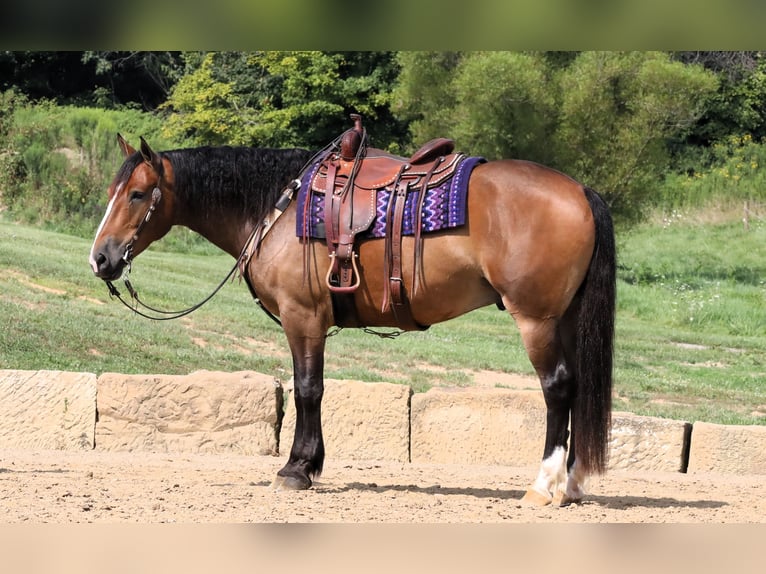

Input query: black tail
[574,186,616,474]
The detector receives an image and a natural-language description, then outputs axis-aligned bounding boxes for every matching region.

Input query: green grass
[1,213,765,426]
[614,210,766,425]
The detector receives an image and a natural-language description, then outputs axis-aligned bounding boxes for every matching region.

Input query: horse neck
[162,145,313,259]
[176,208,255,259]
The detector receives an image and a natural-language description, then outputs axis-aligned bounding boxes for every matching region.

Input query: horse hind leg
[514,313,577,507]
[555,445,588,506]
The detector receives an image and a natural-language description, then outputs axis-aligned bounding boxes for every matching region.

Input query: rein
[105,259,242,321]
[104,178,300,324]
[105,177,247,321]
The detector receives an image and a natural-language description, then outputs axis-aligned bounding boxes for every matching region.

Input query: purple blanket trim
[296,155,485,239]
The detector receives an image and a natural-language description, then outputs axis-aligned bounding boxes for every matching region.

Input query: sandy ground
[1,448,764,523]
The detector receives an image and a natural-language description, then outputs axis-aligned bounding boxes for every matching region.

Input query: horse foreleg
[515,315,577,507]
[272,329,327,491]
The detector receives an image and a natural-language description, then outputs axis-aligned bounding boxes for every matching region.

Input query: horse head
[89,135,175,281]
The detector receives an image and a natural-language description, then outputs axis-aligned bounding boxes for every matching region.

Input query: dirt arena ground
[1,448,764,523]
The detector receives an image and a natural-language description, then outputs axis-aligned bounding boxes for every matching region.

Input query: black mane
[118,146,315,222]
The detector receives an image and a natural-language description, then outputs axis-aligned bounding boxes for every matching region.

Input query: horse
[89,130,615,507]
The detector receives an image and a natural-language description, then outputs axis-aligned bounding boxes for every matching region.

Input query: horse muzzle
[89,239,129,281]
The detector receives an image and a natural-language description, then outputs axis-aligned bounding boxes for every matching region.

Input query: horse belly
[352,233,497,327]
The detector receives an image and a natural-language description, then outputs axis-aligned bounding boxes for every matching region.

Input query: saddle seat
[309,115,464,331]
[312,146,461,192]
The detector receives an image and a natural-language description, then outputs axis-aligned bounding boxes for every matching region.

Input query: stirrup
[325,251,361,294]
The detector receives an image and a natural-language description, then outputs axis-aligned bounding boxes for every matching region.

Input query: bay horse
[89,132,615,506]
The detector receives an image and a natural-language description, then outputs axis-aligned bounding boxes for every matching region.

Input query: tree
[81,51,186,109]
[159,53,249,146]
[554,52,718,220]
[392,51,462,147]
[450,51,557,164]
[672,52,766,146]
[393,51,558,161]
[161,51,408,151]
[394,51,719,222]
[0,51,184,110]
[0,52,94,103]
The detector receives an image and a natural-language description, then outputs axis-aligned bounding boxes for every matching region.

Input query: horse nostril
[91,252,109,276]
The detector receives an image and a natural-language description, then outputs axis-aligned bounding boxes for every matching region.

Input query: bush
[0,97,179,237]
[658,133,766,210]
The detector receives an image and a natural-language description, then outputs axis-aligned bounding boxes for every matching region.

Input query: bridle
[104,177,296,324]
[104,177,235,321]
[106,176,219,321]
[120,184,162,270]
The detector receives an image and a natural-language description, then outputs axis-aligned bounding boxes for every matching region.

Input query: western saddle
[310,114,465,331]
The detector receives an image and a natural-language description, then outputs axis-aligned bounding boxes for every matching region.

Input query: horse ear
[117,133,136,157]
[139,136,163,175]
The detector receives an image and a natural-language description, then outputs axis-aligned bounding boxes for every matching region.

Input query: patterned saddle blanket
[295,155,485,240]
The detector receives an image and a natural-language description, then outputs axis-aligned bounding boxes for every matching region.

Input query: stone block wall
[0,370,96,450]
[280,378,411,463]
[0,369,763,476]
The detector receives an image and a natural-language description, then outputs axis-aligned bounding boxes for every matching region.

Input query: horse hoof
[520,488,552,506]
[552,490,582,507]
[271,474,312,491]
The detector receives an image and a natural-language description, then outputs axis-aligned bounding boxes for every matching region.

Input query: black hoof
[272,472,312,491]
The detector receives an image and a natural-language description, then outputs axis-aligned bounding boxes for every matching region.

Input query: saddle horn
[340,114,365,160]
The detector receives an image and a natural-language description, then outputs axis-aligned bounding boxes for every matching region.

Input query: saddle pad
[296,155,485,239]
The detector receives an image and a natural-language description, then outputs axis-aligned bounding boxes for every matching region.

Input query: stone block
[280,379,411,463]
[608,412,691,472]
[0,369,96,450]
[96,370,281,455]
[410,388,547,466]
[687,421,766,474]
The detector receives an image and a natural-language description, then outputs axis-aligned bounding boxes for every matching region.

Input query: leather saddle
[310,115,464,330]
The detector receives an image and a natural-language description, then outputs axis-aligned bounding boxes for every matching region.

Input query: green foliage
[555,52,718,222]
[0,51,185,110]
[160,53,246,146]
[162,51,408,151]
[394,51,719,223]
[676,53,766,145]
[452,52,557,163]
[660,133,766,210]
[396,52,558,162]
[392,52,462,146]
[244,51,348,147]
[0,95,178,236]
[4,51,766,232]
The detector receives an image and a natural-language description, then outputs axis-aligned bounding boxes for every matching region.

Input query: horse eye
[129,190,146,202]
